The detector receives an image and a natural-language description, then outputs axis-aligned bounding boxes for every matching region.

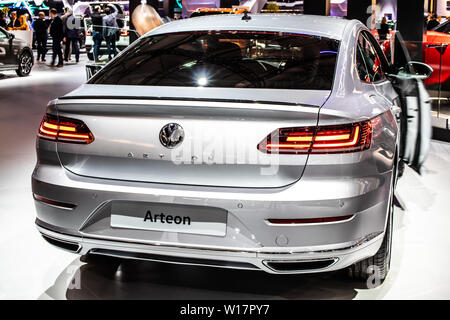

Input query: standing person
[13,15,30,30]
[91,5,104,62]
[24,13,32,30]
[61,7,71,61]
[102,4,119,60]
[0,12,7,29]
[7,11,21,30]
[33,12,49,62]
[377,17,389,41]
[64,10,80,63]
[49,8,64,67]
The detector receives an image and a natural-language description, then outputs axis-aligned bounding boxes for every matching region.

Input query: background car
[0,26,33,77]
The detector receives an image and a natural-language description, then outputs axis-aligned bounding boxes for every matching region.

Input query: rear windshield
[90,31,340,90]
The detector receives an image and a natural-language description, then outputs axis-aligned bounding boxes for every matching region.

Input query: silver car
[32,14,431,282]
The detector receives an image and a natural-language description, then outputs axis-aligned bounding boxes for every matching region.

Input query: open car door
[386,32,432,174]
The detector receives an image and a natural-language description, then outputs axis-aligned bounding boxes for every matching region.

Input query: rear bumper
[36,222,384,274]
[32,156,392,274]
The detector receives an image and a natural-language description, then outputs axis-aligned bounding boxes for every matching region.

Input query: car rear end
[33,17,396,274]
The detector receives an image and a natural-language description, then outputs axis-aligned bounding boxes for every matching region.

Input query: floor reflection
[41,257,367,300]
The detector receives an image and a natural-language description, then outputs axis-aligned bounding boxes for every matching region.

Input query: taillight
[258,120,372,154]
[38,113,94,144]
[86,30,92,36]
[120,29,129,37]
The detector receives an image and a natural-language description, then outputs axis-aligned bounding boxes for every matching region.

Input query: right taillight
[38,113,94,144]
[258,120,372,154]
[120,29,129,37]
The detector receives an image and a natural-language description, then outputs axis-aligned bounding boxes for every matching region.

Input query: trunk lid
[55,85,329,188]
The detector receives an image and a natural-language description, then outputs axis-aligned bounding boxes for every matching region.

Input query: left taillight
[258,120,372,154]
[38,113,94,144]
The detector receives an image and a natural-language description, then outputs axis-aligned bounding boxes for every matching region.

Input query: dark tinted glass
[91,31,340,90]
[356,32,386,82]
[356,44,370,82]
[435,21,450,34]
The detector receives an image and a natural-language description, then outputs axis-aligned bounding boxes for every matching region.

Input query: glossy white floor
[0,56,449,300]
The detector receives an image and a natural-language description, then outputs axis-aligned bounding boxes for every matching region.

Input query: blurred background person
[91,5,103,62]
[378,17,389,41]
[49,8,64,67]
[102,4,118,60]
[427,13,440,30]
[61,7,71,61]
[7,11,20,30]
[24,13,32,30]
[131,2,162,36]
[0,11,7,29]
[13,15,30,30]
[64,9,80,63]
[33,12,49,62]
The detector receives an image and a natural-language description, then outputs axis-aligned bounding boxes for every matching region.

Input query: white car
[34,14,431,283]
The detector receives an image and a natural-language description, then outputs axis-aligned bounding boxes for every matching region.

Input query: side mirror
[407,61,433,79]
[388,61,433,80]
[9,33,15,40]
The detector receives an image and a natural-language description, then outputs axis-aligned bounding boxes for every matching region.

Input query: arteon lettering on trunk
[144,210,191,225]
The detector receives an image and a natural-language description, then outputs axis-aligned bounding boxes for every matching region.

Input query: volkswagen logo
[159,123,185,149]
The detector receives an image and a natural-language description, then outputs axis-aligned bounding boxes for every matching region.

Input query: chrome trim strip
[55,98,319,113]
[37,222,383,256]
[262,257,339,273]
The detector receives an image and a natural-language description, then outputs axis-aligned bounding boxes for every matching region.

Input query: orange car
[190,7,247,18]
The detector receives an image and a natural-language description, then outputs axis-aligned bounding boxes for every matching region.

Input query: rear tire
[16,51,33,77]
[347,170,395,283]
